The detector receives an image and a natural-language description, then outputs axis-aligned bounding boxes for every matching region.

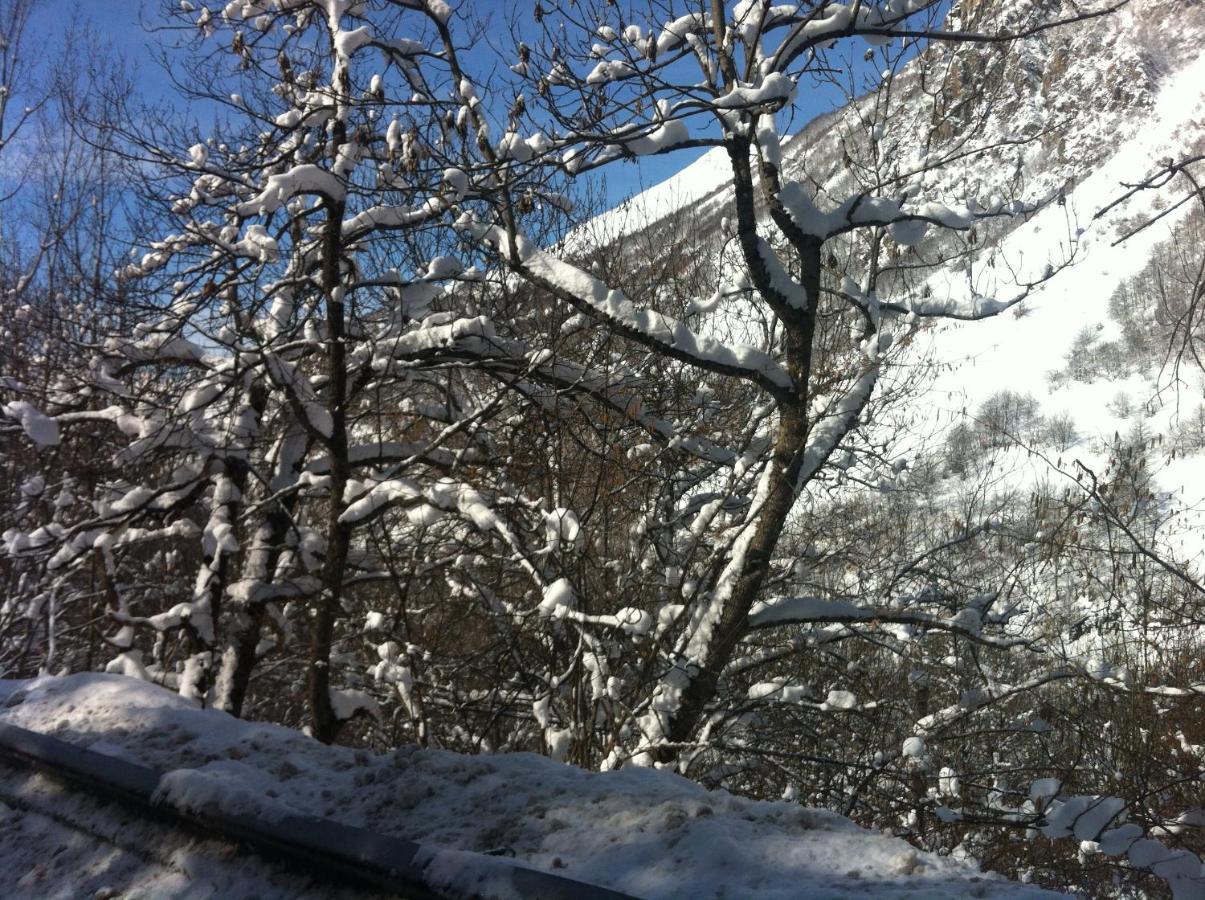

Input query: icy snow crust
[0,674,1062,899]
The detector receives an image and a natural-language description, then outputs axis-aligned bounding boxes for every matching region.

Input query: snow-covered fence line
[0,720,637,900]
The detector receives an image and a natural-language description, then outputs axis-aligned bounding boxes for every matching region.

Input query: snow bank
[0,673,1061,899]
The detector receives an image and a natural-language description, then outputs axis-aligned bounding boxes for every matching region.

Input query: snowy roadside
[0,758,390,900]
[0,673,1062,899]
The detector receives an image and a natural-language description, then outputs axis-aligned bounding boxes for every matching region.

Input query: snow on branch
[342,195,451,238]
[746,596,1026,648]
[471,221,794,398]
[235,164,346,217]
[766,2,1128,72]
[2,401,60,447]
[796,366,879,488]
[712,72,796,111]
[778,181,1029,243]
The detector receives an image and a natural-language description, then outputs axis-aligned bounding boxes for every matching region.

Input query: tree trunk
[308,143,351,743]
[656,183,825,758]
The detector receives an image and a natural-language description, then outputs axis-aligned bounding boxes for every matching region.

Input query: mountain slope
[598,0,1205,547]
[920,40,1205,514]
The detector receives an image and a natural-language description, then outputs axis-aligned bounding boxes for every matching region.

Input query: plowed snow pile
[0,674,1062,899]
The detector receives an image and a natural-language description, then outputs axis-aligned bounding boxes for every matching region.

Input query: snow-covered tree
[459,0,1127,770]
[5,1,1205,893]
[3,0,522,737]
[0,4,139,677]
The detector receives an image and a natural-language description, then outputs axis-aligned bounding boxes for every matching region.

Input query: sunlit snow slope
[922,46,1205,425]
[916,39,1205,556]
[594,0,1205,564]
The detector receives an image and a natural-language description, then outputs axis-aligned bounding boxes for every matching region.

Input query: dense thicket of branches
[2,0,1204,895]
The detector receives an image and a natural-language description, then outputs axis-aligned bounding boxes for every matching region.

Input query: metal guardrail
[0,721,639,900]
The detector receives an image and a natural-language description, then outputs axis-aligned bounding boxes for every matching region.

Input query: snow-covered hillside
[0,673,1062,900]
[600,0,1205,531]
[919,34,1205,547]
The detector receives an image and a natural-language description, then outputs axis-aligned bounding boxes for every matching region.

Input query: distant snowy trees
[3,0,1205,895]
[0,1,138,677]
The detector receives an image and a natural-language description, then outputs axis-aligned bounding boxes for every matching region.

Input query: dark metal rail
[0,721,638,900]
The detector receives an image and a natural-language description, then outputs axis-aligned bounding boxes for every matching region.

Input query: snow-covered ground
[0,762,384,900]
[916,40,1205,555]
[922,42,1205,427]
[0,673,1062,899]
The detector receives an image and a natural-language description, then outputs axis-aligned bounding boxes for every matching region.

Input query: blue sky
[28,0,891,208]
